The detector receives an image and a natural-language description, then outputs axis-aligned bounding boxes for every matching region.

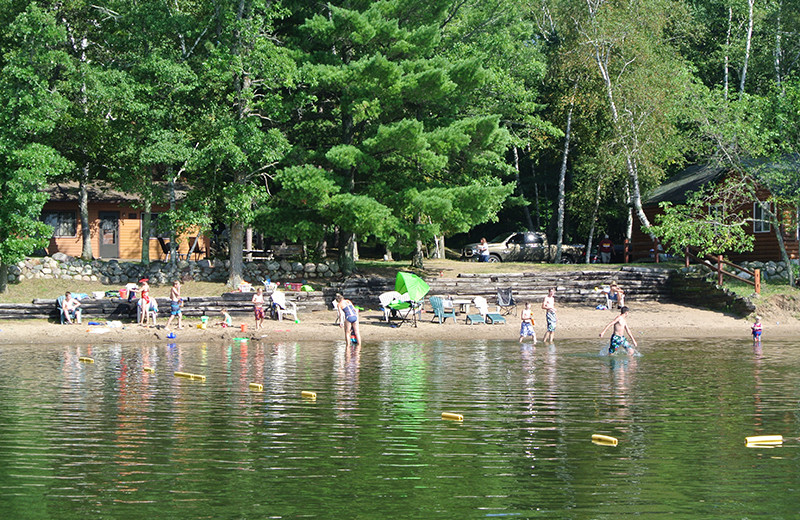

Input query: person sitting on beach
[336,293,361,347]
[217,308,233,328]
[608,282,625,308]
[519,302,536,344]
[252,288,265,330]
[599,306,638,356]
[61,292,81,324]
[751,315,763,346]
[165,280,184,330]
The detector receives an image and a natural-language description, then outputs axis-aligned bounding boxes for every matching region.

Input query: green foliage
[0,4,73,276]
[649,181,755,256]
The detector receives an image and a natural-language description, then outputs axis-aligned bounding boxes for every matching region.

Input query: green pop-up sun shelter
[388,272,430,327]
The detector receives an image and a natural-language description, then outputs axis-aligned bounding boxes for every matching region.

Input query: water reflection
[0,339,799,518]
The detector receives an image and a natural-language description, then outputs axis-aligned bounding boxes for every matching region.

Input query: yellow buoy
[441,412,464,421]
[249,383,263,391]
[143,367,155,373]
[79,357,94,363]
[301,391,317,399]
[745,435,783,445]
[591,434,618,446]
[174,371,206,381]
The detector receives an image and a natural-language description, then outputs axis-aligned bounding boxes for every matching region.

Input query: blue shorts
[170,302,182,316]
[546,310,557,332]
[520,322,535,337]
[609,334,631,354]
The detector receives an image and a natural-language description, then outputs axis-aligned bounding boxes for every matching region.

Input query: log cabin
[41,181,208,261]
[630,161,799,262]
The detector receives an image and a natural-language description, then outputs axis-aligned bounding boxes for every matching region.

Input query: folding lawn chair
[496,287,517,316]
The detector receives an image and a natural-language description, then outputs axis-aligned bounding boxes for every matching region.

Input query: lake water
[0,337,798,519]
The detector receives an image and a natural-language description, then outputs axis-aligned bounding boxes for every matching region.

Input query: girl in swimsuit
[336,293,361,347]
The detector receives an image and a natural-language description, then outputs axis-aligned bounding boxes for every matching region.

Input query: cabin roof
[43,181,188,205]
[646,155,800,205]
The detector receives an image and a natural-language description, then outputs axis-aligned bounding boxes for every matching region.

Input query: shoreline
[2,302,796,346]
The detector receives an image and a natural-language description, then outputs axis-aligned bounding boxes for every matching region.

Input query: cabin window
[42,211,77,237]
[140,213,170,239]
[753,202,771,233]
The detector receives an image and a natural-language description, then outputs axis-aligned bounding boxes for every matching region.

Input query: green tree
[282,1,513,272]
[188,0,295,286]
[0,4,73,292]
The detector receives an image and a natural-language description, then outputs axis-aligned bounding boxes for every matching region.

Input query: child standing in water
[519,302,537,344]
[751,315,763,345]
[599,306,638,355]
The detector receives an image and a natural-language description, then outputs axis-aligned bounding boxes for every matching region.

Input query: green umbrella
[395,272,430,302]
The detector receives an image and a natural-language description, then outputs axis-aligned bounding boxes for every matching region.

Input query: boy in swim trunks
[519,302,536,344]
[599,306,638,355]
[165,280,184,329]
[542,287,557,344]
[751,315,762,346]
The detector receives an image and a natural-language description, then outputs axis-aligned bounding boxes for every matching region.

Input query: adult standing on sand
[542,287,557,343]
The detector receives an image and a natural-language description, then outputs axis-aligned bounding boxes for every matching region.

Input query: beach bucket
[201,316,209,324]
[119,288,127,299]
[240,323,247,333]
[197,323,206,330]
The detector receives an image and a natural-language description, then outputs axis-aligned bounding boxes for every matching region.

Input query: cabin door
[98,211,120,258]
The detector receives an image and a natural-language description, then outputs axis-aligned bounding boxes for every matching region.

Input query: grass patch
[0,279,231,304]
[722,278,796,299]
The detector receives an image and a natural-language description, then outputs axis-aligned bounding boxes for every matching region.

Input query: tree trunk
[740,0,755,93]
[384,246,394,261]
[228,220,245,287]
[774,1,783,90]
[0,262,7,294]
[593,47,654,235]
[141,200,152,264]
[724,5,732,99]
[435,236,445,259]
[514,146,534,230]
[79,165,93,261]
[339,231,356,275]
[585,176,603,263]
[246,227,253,261]
[534,182,540,230]
[168,167,177,265]
[555,100,574,263]
[411,214,424,269]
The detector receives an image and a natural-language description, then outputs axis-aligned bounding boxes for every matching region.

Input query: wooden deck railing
[683,246,761,294]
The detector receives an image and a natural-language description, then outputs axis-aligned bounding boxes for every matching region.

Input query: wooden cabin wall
[43,202,208,261]
[633,197,799,263]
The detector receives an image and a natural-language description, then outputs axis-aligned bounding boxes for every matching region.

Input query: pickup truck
[462,231,586,264]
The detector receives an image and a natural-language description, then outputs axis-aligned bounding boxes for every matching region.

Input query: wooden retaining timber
[0,266,675,321]
[339,266,676,308]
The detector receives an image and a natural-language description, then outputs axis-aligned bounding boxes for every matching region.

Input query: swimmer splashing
[599,306,638,356]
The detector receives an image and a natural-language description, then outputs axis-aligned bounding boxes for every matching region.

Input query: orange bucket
[240,324,247,333]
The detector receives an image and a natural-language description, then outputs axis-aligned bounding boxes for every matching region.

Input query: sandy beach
[2,301,796,346]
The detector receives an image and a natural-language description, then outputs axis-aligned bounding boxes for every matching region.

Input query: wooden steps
[0,266,676,321]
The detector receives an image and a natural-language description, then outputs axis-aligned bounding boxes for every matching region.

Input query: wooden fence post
[684,246,690,268]
[717,255,724,286]
[754,268,761,294]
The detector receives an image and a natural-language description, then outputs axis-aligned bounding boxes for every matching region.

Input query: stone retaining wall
[683,260,796,283]
[6,253,342,286]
